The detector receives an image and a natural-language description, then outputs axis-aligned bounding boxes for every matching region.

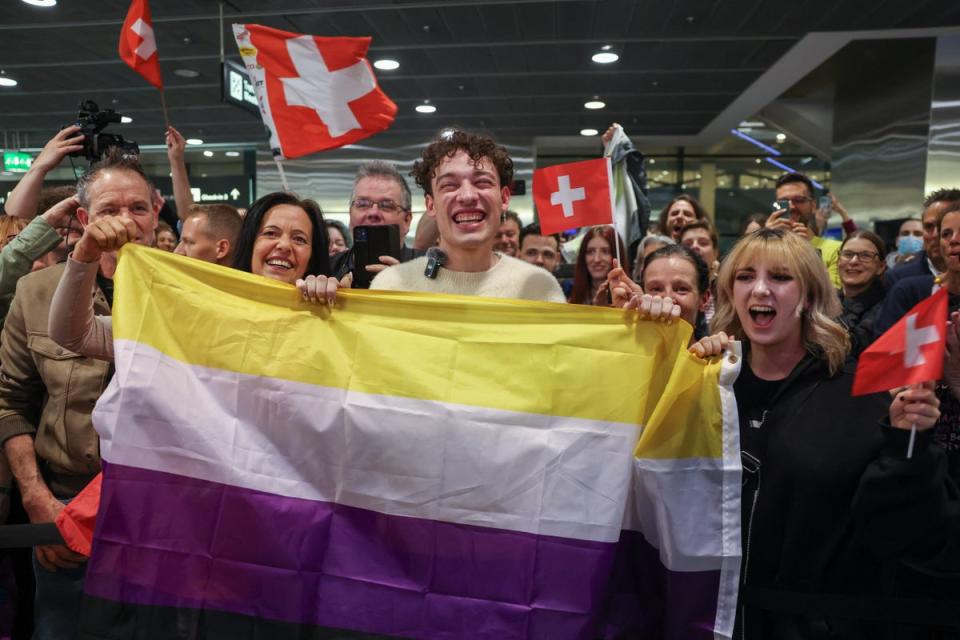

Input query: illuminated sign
[221,59,260,117]
[3,151,33,173]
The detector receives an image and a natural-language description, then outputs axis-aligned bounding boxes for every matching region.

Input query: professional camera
[68,100,140,164]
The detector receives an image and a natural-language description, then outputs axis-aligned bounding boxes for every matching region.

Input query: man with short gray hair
[330,160,421,283]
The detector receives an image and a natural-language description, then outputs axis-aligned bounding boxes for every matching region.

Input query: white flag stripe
[97,340,641,543]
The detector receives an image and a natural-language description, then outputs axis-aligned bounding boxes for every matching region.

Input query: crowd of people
[0,122,956,639]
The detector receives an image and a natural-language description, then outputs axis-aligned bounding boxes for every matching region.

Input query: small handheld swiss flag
[533,158,614,235]
[852,287,947,396]
[118,0,163,89]
[233,24,397,158]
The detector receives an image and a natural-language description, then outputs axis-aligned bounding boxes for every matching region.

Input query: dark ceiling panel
[1,0,959,150]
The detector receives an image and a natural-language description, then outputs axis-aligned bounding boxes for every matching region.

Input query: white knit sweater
[370,254,566,303]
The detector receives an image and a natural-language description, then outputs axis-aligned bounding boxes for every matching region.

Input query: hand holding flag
[853,287,947,456]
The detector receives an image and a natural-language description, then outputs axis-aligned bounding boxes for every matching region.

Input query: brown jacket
[0,262,111,497]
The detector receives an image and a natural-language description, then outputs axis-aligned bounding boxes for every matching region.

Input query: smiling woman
[837,230,887,354]
[232,192,331,284]
[697,227,952,639]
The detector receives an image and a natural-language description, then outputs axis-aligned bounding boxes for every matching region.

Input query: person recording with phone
[327,161,421,289]
[765,172,843,287]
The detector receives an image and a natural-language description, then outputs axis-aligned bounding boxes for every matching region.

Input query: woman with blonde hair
[694,227,953,639]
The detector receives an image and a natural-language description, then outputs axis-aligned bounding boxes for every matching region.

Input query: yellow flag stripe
[113,245,720,457]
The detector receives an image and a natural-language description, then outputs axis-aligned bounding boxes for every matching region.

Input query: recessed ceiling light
[580,128,599,136]
[0,74,18,88]
[120,116,133,124]
[592,52,619,64]
[584,100,606,110]
[225,151,240,157]
[174,69,200,78]
[649,159,656,165]
[601,45,612,51]
[186,138,203,145]
[203,150,214,157]
[776,133,787,142]
[373,59,399,71]
[415,103,436,114]
[21,0,57,6]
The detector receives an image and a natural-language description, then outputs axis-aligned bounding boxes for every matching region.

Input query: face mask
[897,235,923,256]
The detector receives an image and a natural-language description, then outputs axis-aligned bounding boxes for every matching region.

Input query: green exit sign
[3,152,33,173]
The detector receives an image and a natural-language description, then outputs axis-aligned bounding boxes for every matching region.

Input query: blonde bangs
[712,229,849,374]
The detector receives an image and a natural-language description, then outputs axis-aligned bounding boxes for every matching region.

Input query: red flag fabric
[232,24,397,158]
[54,472,102,556]
[852,287,948,395]
[533,158,614,235]
[118,0,163,89]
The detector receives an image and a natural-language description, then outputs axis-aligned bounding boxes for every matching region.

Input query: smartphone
[818,195,832,211]
[352,224,401,289]
[774,199,790,213]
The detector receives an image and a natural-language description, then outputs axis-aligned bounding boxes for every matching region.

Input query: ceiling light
[776,133,787,142]
[174,69,200,78]
[21,0,57,6]
[584,100,605,110]
[580,128,599,136]
[203,150,214,157]
[648,159,655,165]
[120,116,133,124]
[739,121,764,128]
[755,158,761,164]
[601,45,612,51]
[373,59,399,71]
[415,102,436,114]
[225,151,240,157]
[0,74,18,88]
[185,138,203,145]
[591,52,619,64]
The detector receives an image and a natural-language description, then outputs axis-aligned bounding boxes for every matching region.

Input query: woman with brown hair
[656,194,708,241]
[567,225,629,305]
[837,230,887,354]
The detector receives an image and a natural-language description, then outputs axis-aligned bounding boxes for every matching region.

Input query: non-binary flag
[853,286,947,396]
[232,23,397,158]
[76,245,741,640]
[118,0,163,89]
[533,158,614,235]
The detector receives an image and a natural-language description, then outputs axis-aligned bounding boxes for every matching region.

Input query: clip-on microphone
[424,247,447,279]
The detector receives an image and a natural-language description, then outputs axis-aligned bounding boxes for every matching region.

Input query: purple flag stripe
[86,464,619,639]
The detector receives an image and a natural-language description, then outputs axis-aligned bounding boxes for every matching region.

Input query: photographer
[3,127,84,221]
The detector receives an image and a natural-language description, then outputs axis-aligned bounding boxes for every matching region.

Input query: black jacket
[884,250,933,289]
[735,351,960,639]
[838,280,886,355]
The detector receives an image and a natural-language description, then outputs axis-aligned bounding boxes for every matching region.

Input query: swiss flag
[54,473,101,556]
[852,287,947,395]
[533,158,614,235]
[233,24,397,158]
[118,0,163,89]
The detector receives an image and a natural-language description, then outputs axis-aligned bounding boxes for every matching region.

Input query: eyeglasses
[350,198,407,213]
[772,196,814,206]
[839,250,879,263]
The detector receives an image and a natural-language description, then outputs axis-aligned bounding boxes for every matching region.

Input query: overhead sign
[221,59,260,117]
[3,151,33,173]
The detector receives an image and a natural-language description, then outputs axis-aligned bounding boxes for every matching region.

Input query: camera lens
[356,229,367,241]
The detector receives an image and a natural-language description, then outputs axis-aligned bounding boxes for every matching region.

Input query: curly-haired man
[369,131,564,302]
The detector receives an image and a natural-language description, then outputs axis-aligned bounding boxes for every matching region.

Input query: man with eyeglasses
[329,160,420,285]
[766,172,842,287]
[885,189,960,288]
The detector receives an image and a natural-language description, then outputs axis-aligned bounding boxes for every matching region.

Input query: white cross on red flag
[233,24,397,158]
[852,287,947,395]
[118,0,163,89]
[533,158,614,235]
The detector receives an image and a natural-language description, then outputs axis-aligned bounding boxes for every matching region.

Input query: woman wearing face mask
[655,195,708,242]
[887,218,924,269]
[692,228,952,639]
[837,230,887,354]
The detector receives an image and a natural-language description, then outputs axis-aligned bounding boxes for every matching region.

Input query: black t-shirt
[734,356,784,469]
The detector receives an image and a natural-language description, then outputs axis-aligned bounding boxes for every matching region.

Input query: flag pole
[612,225,623,268]
[274,154,290,192]
[907,423,917,458]
[159,89,170,128]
